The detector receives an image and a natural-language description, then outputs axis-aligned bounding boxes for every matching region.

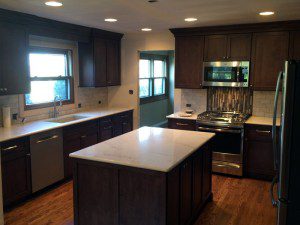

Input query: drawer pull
[2,145,18,151]
[103,126,113,130]
[176,122,189,126]
[36,135,59,144]
[255,130,271,134]
[121,115,128,118]
[81,135,87,139]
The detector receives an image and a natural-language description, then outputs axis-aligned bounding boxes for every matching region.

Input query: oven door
[202,61,249,87]
[198,125,244,176]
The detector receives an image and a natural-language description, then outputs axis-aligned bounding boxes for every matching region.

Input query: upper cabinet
[204,34,251,61]
[78,30,123,87]
[0,22,30,95]
[251,32,289,90]
[175,36,204,89]
[289,31,300,60]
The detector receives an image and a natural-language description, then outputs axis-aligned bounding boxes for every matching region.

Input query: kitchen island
[70,127,215,225]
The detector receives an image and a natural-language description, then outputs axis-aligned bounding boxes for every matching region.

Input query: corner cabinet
[250,32,289,90]
[175,36,205,89]
[0,22,30,95]
[78,30,123,87]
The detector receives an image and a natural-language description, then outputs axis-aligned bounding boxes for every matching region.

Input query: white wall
[108,32,175,128]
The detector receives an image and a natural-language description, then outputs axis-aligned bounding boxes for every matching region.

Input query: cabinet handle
[81,135,87,139]
[176,122,189,126]
[255,129,271,134]
[103,126,113,130]
[2,145,18,151]
[36,135,59,144]
[121,115,128,118]
[26,153,31,157]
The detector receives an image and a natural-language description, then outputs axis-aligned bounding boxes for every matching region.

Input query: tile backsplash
[178,89,278,118]
[0,87,108,126]
[180,89,207,113]
[252,91,280,118]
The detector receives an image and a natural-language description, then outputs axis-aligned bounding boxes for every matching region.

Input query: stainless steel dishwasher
[30,128,64,192]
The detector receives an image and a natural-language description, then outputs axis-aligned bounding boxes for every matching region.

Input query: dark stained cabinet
[289,31,300,60]
[78,31,123,87]
[204,34,251,61]
[0,22,30,95]
[168,118,196,131]
[202,145,212,200]
[1,137,31,207]
[244,124,276,180]
[180,160,193,225]
[192,150,203,213]
[99,117,114,142]
[175,36,204,89]
[63,120,98,178]
[204,35,228,61]
[251,32,289,90]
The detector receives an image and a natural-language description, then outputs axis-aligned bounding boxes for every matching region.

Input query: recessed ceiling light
[141,28,152,32]
[259,11,275,16]
[185,18,198,22]
[105,18,118,22]
[45,1,63,7]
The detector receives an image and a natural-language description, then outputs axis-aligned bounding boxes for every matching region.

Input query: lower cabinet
[1,137,31,207]
[63,120,99,178]
[244,124,276,180]
[168,118,196,131]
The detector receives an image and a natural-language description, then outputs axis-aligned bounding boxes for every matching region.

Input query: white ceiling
[0,0,300,33]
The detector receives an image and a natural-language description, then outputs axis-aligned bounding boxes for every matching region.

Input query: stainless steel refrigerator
[271,60,300,225]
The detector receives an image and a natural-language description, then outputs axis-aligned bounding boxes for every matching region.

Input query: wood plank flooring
[4,175,277,225]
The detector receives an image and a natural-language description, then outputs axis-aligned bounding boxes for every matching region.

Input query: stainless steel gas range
[196,111,250,176]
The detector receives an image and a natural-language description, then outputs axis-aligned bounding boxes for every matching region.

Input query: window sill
[140,95,168,105]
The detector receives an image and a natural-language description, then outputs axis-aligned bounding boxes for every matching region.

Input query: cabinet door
[202,146,212,202]
[0,22,29,95]
[204,35,227,61]
[94,38,107,87]
[192,151,203,213]
[227,34,251,60]
[175,36,204,89]
[78,42,95,87]
[251,32,289,90]
[180,160,192,225]
[99,118,114,142]
[106,40,121,86]
[289,31,300,60]
[80,132,98,149]
[63,135,81,178]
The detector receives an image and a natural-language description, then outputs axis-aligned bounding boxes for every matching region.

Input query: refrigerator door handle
[270,174,278,207]
[272,71,283,171]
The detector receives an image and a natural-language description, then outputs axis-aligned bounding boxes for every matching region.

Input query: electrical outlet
[98,101,102,104]
[186,104,192,107]
[12,113,18,120]
[78,103,82,108]
[129,90,134,95]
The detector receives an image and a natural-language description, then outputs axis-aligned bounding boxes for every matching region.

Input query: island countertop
[70,127,215,172]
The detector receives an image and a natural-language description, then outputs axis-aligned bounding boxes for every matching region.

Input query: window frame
[139,53,169,105]
[24,46,75,111]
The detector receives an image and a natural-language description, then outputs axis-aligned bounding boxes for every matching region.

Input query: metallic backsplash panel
[207,87,252,114]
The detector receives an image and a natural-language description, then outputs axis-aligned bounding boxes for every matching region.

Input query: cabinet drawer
[245,125,272,141]
[63,120,98,138]
[168,119,196,131]
[1,137,29,160]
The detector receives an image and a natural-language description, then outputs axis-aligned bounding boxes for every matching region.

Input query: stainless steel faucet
[53,96,62,118]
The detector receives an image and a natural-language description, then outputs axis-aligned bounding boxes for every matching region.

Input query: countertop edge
[70,132,215,173]
[0,108,134,143]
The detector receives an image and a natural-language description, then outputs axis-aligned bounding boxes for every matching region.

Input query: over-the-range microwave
[202,61,250,87]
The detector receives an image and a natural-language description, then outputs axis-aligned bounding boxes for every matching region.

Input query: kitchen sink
[46,115,88,123]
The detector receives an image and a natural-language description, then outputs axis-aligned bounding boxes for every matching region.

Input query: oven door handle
[198,126,241,134]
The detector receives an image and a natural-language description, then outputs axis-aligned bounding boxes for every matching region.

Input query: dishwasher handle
[36,135,59,144]
[198,126,241,134]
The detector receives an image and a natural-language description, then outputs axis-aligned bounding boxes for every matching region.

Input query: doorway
[139,50,175,128]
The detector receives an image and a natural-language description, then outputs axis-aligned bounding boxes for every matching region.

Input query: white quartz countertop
[0,108,133,143]
[246,116,280,126]
[70,127,215,172]
[166,112,198,120]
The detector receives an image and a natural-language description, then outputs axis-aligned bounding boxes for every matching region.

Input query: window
[139,54,168,104]
[25,47,74,110]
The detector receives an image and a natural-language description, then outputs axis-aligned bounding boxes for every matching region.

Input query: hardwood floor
[4,175,276,225]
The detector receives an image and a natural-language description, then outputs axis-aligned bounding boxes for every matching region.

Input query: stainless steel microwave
[202,61,250,87]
